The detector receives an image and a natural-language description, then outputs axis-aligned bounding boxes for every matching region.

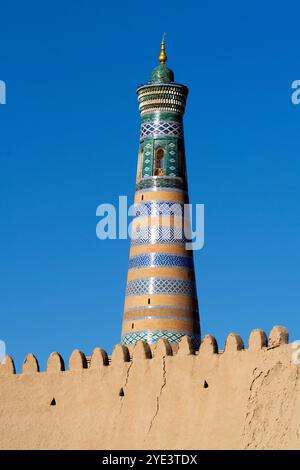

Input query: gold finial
[158,33,167,65]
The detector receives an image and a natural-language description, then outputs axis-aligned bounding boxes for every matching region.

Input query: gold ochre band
[134,191,188,203]
[122,318,200,335]
[130,244,192,256]
[126,267,194,281]
[124,294,198,310]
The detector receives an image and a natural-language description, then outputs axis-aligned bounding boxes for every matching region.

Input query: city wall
[0,326,299,450]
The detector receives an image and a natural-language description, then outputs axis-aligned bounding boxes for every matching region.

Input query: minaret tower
[121,37,200,348]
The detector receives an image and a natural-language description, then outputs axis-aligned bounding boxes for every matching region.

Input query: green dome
[151,64,174,83]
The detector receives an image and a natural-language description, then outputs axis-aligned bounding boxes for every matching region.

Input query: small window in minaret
[154,148,165,176]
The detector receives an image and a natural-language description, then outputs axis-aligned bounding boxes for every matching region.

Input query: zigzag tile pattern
[128,253,194,270]
[125,277,196,297]
[130,226,190,246]
[133,201,185,218]
[121,330,201,348]
[140,121,183,139]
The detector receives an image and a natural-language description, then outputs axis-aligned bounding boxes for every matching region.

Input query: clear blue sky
[1,0,299,371]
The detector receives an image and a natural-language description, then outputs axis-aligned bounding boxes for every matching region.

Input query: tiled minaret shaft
[121,39,200,348]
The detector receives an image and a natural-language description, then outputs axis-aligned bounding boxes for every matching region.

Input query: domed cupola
[150,35,175,83]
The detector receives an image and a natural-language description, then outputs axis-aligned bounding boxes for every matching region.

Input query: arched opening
[154,147,165,175]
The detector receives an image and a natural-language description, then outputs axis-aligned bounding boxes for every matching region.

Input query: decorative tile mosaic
[136,177,186,192]
[142,140,154,177]
[125,277,196,297]
[133,201,184,218]
[130,225,190,246]
[166,139,179,175]
[141,112,183,124]
[140,121,183,139]
[136,84,188,116]
[128,253,194,270]
[121,330,201,348]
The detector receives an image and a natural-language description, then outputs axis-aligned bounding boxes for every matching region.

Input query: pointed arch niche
[154,147,165,176]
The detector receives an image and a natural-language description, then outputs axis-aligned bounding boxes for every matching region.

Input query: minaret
[121,38,200,348]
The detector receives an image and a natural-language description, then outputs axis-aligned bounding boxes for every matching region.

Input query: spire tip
[158,33,167,65]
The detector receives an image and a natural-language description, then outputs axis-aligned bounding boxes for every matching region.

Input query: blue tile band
[128,253,194,270]
[121,330,201,348]
[140,121,184,139]
[133,201,185,218]
[125,277,196,297]
[130,226,191,246]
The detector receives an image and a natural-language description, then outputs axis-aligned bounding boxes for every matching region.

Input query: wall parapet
[0,325,290,378]
[0,324,298,450]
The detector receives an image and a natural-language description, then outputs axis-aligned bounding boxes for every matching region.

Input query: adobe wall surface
[0,326,299,450]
